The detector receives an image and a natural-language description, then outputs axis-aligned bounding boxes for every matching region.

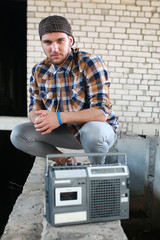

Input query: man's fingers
[41,129,52,135]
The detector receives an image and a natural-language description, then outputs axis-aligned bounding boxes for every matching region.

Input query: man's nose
[51,43,59,52]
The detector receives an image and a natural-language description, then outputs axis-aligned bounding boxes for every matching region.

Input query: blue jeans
[10,121,116,164]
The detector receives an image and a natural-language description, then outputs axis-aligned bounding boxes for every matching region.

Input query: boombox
[45,152,129,226]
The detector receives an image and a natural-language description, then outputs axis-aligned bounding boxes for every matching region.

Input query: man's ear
[69,36,74,46]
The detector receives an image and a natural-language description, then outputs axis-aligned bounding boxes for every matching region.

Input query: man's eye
[43,40,51,45]
[58,39,64,43]
[46,41,51,45]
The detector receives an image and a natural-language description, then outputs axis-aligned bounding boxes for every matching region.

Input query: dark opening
[0,0,27,116]
[60,192,77,201]
[0,131,35,237]
[0,0,35,237]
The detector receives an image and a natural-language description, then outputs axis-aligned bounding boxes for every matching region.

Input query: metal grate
[90,178,121,219]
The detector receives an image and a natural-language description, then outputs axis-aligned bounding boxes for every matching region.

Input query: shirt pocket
[39,89,58,110]
[69,85,87,111]
[39,78,56,101]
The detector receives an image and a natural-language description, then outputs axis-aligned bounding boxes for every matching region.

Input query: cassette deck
[45,152,129,226]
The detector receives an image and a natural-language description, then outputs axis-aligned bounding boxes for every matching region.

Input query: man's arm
[60,108,107,124]
[32,107,107,135]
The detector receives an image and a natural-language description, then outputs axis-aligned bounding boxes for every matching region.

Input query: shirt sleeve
[84,55,112,117]
[29,65,44,112]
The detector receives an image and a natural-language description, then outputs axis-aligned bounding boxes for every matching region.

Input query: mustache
[50,51,61,55]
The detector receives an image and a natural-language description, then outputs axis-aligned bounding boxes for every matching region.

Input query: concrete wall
[27,0,160,135]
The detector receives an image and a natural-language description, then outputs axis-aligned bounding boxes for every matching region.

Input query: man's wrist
[56,112,62,125]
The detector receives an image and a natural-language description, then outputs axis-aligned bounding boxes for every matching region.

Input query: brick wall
[27,0,160,135]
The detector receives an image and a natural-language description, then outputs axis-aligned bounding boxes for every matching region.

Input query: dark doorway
[0,130,35,237]
[0,0,27,116]
[0,0,33,237]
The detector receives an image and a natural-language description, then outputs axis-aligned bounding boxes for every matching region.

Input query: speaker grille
[90,178,121,219]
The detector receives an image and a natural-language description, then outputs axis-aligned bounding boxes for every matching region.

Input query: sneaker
[65,157,77,166]
[52,156,77,166]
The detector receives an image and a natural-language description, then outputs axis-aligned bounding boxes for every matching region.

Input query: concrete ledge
[1,156,127,240]
[0,117,29,130]
[1,157,45,240]
[41,218,127,240]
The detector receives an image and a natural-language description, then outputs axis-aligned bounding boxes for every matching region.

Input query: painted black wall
[0,0,27,116]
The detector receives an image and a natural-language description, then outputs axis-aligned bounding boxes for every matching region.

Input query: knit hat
[39,15,75,44]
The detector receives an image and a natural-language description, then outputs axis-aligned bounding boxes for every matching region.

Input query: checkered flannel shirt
[29,48,118,139]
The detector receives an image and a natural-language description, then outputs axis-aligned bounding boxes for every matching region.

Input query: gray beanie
[39,15,75,44]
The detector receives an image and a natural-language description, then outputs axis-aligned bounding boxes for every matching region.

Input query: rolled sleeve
[29,67,43,112]
[84,56,112,116]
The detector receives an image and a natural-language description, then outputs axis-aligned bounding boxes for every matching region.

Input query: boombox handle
[45,152,127,177]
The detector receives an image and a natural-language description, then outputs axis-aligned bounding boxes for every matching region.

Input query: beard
[47,48,71,67]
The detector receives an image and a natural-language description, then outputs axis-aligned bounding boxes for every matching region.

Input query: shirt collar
[52,64,59,75]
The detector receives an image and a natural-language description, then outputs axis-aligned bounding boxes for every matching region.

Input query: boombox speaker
[45,152,129,226]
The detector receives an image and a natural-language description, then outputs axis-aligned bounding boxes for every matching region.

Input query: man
[11,15,118,165]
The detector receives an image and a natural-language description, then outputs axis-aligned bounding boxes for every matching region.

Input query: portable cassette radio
[45,152,129,226]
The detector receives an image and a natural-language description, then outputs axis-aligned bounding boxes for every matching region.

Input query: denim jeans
[10,121,116,164]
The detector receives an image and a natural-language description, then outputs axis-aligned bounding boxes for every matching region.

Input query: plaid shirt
[29,48,118,138]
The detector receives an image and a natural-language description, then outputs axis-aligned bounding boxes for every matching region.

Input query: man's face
[41,32,73,66]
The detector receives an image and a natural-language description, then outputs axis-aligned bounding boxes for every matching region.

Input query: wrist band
[57,112,62,125]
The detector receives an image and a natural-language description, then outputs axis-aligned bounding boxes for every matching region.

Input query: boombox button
[78,181,85,185]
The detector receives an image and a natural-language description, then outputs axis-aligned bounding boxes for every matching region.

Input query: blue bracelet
[57,112,62,125]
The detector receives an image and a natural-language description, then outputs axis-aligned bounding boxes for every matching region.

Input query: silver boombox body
[45,153,129,226]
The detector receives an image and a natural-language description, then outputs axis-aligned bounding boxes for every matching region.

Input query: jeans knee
[80,121,116,152]
[80,123,104,151]
[10,123,33,149]
[10,125,22,147]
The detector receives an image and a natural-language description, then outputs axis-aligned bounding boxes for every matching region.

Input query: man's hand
[34,110,60,135]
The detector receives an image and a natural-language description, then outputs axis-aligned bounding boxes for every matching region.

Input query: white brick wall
[27,0,160,135]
